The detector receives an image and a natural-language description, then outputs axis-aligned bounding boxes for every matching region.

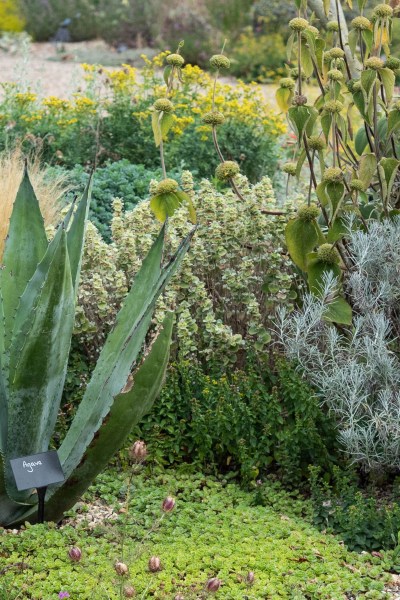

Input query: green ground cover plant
[0,468,392,599]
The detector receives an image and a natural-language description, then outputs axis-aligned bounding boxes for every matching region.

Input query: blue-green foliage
[46,161,180,240]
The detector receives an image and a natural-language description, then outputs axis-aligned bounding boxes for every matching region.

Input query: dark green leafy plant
[135,360,338,485]
[309,466,400,552]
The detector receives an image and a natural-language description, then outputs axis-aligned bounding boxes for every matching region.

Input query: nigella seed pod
[246,571,255,585]
[149,556,162,572]
[123,585,136,597]
[68,547,82,562]
[115,561,129,576]
[129,440,147,462]
[206,577,222,592]
[162,496,176,512]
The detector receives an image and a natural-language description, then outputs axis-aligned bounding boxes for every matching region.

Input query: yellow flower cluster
[73,96,97,113]
[42,96,71,111]
[14,92,37,105]
[104,64,137,94]
[20,112,42,123]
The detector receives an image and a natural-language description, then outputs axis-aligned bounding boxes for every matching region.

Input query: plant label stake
[10,450,65,523]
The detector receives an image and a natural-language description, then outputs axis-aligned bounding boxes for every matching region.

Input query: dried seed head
[155,178,179,195]
[326,21,339,32]
[297,203,320,222]
[153,98,174,113]
[317,243,340,265]
[293,94,308,106]
[307,136,326,151]
[327,68,344,82]
[282,162,297,176]
[68,547,82,562]
[166,53,184,67]
[327,47,345,60]
[215,161,240,181]
[202,111,225,125]
[115,561,129,576]
[306,25,319,36]
[129,440,147,462]
[206,578,222,592]
[149,556,162,572]
[123,585,136,598]
[364,56,384,70]
[209,54,230,70]
[289,17,309,32]
[323,166,344,183]
[372,3,393,19]
[350,178,365,192]
[386,56,400,70]
[279,77,296,90]
[351,16,371,30]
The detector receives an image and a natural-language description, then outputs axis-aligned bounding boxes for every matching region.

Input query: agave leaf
[0,453,31,525]
[6,230,74,501]
[0,363,6,453]
[0,169,48,353]
[43,313,174,521]
[58,226,194,479]
[67,176,92,293]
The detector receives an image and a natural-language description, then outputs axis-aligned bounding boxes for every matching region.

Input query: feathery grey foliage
[278,218,400,471]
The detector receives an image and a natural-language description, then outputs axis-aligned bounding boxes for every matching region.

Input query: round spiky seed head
[393,100,400,111]
[324,99,343,113]
[328,47,345,59]
[323,166,344,183]
[327,68,344,82]
[327,20,339,32]
[162,496,176,512]
[306,25,319,35]
[352,80,362,92]
[350,178,365,191]
[307,136,326,151]
[215,161,240,181]
[202,111,225,125]
[279,77,296,90]
[297,203,320,221]
[372,3,393,19]
[210,54,230,70]
[293,94,308,106]
[123,585,136,598]
[386,56,400,70]
[288,67,306,81]
[317,243,340,264]
[129,440,147,462]
[351,16,371,30]
[149,556,162,572]
[115,561,129,576]
[155,178,179,195]
[166,53,184,67]
[68,547,82,562]
[153,98,174,113]
[206,578,222,593]
[289,17,309,32]
[282,162,297,176]
[365,56,384,70]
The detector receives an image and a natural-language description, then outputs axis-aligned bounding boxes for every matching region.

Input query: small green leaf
[358,153,377,189]
[388,110,400,137]
[326,182,345,219]
[361,69,377,107]
[288,106,312,145]
[307,256,341,296]
[276,87,293,113]
[379,68,395,104]
[355,126,369,155]
[175,191,197,224]
[150,192,180,222]
[324,296,353,325]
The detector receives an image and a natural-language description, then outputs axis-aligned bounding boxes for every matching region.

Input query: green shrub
[135,360,338,485]
[18,0,97,41]
[0,58,285,180]
[47,161,180,240]
[72,172,293,368]
[309,466,400,552]
[230,29,287,82]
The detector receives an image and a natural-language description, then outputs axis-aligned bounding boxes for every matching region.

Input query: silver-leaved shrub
[278,217,400,471]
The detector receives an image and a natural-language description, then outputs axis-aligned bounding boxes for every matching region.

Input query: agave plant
[0,169,193,526]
